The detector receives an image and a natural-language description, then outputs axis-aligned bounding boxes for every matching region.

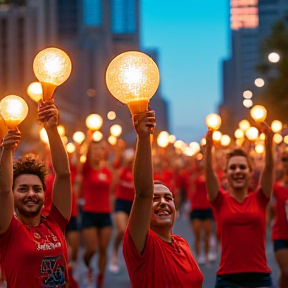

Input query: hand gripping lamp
[33,47,72,101]
[106,51,160,116]
[0,95,28,131]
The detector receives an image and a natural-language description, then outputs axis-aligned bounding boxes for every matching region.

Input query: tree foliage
[256,21,288,122]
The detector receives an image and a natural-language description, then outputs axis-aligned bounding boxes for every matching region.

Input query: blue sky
[141,0,230,143]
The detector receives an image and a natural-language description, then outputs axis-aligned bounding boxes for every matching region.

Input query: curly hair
[225,149,252,171]
[13,154,48,191]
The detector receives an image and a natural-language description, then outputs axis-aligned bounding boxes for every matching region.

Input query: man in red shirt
[122,110,203,288]
[0,100,71,288]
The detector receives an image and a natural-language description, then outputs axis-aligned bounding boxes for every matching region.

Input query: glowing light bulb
[92,131,103,142]
[86,114,103,131]
[107,111,116,120]
[200,138,206,146]
[174,140,185,149]
[108,135,117,145]
[243,99,253,108]
[271,120,282,133]
[27,82,43,103]
[268,52,280,63]
[0,95,28,130]
[106,51,160,116]
[40,127,49,144]
[246,127,259,141]
[234,129,244,139]
[157,131,170,148]
[273,133,283,144]
[73,131,85,144]
[189,142,200,154]
[259,133,266,140]
[255,144,264,154]
[250,105,267,122]
[255,78,265,87]
[243,90,253,99]
[220,135,231,146]
[212,131,222,141]
[33,47,72,101]
[168,135,176,143]
[57,125,65,137]
[205,114,221,130]
[110,124,122,137]
[239,119,250,131]
[66,143,76,153]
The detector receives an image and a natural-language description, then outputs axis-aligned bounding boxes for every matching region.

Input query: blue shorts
[115,199,133,215]
[273,239,288,252]
[66,216,80,232]
[190,208,213,220]
[81,212,112,229]
[215,273,273,288]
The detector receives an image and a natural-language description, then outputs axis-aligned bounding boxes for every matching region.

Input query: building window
[83,0,102,26]
[112,0,136,34]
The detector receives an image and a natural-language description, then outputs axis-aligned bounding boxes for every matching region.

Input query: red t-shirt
[211,189,271,275]
[190,175,211,210]
[0,205,69,288]
[123,229,203,288]
[82,162,112,213]
[115,167,135,201]
[272,182,288,241]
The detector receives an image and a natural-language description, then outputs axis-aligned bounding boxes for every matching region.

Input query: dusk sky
[141,0,230,143]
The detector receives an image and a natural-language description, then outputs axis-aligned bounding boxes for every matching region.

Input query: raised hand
[2,130,21,151]
[133,109,156,136]
[37,99,59,130]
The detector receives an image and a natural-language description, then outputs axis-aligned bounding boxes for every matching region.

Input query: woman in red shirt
[81,139,113,288]
[204,128,274,288]
[272,152,288,288]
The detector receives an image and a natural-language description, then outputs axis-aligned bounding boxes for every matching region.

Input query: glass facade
[111,0,136,33]
[83,0,102,26]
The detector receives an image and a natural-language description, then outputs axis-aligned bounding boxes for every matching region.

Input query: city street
[76,208,280,288]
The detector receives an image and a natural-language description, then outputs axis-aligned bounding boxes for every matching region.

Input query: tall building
[220,0,288,134]
[0,0,169,144]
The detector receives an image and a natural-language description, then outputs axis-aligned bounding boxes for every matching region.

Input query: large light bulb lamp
[250,105,267,123]
[86,114,103,131]
[72,131,85,144]
[33,47,72,101]
[106,51,160,116]
[239,119,250,131]
[205,114,221,130]
[271,120,282,133]
[220,135,231,147]
[246,127,259,141]
[0,95,28,131]
[27,82,43,103]
[157,131,169,148]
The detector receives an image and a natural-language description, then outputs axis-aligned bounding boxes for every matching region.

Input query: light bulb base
[41,82,57,102]
[127,99,149,117]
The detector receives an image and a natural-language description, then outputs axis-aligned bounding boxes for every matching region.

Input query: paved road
[76,213,280,288]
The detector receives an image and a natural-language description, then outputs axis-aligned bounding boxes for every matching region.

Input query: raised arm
[260,127,274,198]
[0,131,21,234]
[204,129,219,201]
[127,110,155,253]
[38,100,71,220]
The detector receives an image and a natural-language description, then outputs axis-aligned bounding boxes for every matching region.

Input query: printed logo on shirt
[98,173,107,181]
[41,255,66,287]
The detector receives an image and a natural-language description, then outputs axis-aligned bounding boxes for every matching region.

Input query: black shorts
[81,212,112,229]
[66,216,80,232]
[215,272,273,288]
[273,239,288,252]
[190,208,213,220]
[115,199,133,215]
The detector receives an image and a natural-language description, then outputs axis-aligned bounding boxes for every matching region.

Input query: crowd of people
[0,102,287,288]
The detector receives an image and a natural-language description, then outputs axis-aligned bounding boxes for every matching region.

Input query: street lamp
[27,82,43,103]
[0,95,28,131]
[33,47,72,101]
[106,51,160,116]
[250,105,267,123]
[86,114,103,131]
[205,113,221,130]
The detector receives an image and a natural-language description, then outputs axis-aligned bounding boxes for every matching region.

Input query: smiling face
[226,156,251,191]
[13,174,45,218]
[150,184,176,229]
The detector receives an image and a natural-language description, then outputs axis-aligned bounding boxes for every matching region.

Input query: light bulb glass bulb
[255,144,264,154]
[250,105,267,122]
[107,111,116,120]
[273,133,283,144]
[27,82,43,103]
[92,131,103,142]
[40,127,49,144]
[189,142,200,154]
[86,114,103,131]
[205,114,222,130]
[220,135,231,146]
[0,95,29,130]
[157,131,170,148]
[234,129,244,139]
[212,131,222,141]
[33,47,72,86]
[57,125,65,137]
[106,51,160,115]
[168,135,176,143]
[108,135,117,145]
[66,143,76,153]
[239,119,250,131]
[246,127,259,141]
[271,120,282,133]
[110,124,122,137]
[72,131,85,144]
